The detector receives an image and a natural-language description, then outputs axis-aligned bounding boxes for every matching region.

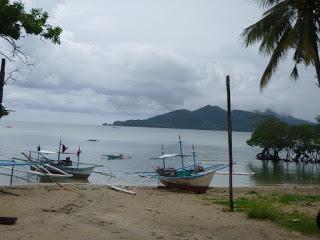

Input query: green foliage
[278,194,320,204]
[242,0,320,89]
[247,117,289,150]
[201,193,320,236]
[246,201,278,220]
[0,0,62,44]
[289,125,314,157]
[279,212,319,234]
[0,105,9,118]
[247,117,320,162]
[0,0,62,119]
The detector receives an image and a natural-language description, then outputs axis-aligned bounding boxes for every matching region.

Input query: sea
[0,121,319,187]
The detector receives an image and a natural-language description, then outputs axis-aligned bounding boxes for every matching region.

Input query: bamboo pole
[226,75,234,212]
[10,165,14,187]
[178,134,185,169]
[0,59,5,105]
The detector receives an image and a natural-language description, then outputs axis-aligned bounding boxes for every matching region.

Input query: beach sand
[0,184,319,240]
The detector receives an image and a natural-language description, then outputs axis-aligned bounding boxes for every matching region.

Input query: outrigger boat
[0,159,72,186]
[100,153,131,160]
[24,141,97,179]
[132,136,229,194]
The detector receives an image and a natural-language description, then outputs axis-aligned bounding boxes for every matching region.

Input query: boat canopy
[151,153,192,159]
[154,154,180,159]
[33,150,57,154]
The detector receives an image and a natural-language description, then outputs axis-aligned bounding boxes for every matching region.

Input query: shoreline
[0,184,319,240]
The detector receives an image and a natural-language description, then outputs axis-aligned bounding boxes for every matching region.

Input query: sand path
[0,184,319,240]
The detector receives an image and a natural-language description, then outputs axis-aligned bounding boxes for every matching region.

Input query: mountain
[111,105,313,132]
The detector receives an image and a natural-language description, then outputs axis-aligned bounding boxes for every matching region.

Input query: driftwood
[106,184,136,195]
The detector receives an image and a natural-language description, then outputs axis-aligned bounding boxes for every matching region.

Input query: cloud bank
[1,0,319,123]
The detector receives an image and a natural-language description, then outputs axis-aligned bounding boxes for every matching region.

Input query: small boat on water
[25,141,98,179]
[131,135,228,194]
[101,153,131,160]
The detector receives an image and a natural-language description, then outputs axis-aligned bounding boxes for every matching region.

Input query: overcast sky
[1,0,319,124]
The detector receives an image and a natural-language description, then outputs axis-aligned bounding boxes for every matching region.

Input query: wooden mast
[192,145,196,168]
[0,59,5,106]
[226,75,234,212]
[57,138,62,162]
[178,134,185,169]
[161,144,166,169]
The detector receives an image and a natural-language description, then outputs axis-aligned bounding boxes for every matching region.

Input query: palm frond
[243,0,320,88]
[290,64,299,80]
[256,0,283,9]
[301,1,319,65]
[260,28,291,89]
[242,0,293,49]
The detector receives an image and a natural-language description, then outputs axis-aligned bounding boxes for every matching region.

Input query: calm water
[0,121,319,187]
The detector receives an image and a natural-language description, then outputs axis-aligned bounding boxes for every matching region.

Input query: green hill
[111,105,313,132]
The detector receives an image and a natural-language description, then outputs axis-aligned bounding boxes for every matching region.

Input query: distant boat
[101,153,131,160]
[131,135,228,193]
[87,139,99,142]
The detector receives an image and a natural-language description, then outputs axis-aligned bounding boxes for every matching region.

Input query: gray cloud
[2,0,319,124]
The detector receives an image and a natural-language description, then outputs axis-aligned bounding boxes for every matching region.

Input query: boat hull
[32,165,94,179]
[159,171,215,194]
[51,165,95,179]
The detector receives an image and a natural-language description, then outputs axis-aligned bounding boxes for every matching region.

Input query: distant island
[106,105,313,132]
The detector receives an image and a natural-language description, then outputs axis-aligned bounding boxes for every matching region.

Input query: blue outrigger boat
[134,135,228,194]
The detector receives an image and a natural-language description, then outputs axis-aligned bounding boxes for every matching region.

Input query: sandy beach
[0,184,319,240]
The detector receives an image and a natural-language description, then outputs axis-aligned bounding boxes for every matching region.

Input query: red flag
[77,147,81,157]
[61,144,68,153]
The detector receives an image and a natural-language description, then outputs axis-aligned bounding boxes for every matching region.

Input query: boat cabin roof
[155,154,180,159]
[37,150,56,154]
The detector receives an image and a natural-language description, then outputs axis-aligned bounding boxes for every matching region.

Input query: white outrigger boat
[0,159,72,187]
[24,141,98,179]
[132,135,229,194]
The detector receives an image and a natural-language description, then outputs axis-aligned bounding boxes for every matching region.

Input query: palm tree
[242,0,320,90]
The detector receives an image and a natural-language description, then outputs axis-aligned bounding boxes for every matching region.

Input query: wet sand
[0,184,319,240]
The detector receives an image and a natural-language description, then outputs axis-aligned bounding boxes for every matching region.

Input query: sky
[1,0,319,124]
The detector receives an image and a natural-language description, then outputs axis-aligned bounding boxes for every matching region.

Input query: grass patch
[200,193,320,236]
[246,201,277,221]
[247,190,258,195]
[280,212,319,234]
[278,194,320,204]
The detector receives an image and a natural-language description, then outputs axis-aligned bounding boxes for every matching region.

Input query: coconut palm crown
[242,0,320,90]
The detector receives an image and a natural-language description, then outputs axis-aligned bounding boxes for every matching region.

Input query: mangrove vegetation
[247,116,320,163]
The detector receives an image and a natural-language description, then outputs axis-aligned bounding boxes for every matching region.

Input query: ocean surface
[0,121,319,187]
